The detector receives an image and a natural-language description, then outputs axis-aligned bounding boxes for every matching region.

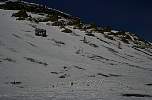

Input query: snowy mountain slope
[0,1,152,100]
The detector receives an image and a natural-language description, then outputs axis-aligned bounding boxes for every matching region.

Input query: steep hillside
[0,1,152,100]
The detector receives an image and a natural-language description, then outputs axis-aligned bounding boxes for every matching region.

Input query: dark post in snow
[118,41,122,49]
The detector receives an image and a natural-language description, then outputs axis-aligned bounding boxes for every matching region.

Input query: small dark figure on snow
[83,36,87,43]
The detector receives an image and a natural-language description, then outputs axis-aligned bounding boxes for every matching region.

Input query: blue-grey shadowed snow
[24,0,152,42]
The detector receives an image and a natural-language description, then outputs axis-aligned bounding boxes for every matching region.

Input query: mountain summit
[0,1,152,100]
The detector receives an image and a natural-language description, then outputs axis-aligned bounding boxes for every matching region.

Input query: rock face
[0,1,152,100]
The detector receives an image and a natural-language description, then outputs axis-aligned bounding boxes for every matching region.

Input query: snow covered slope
[0,1,152,100]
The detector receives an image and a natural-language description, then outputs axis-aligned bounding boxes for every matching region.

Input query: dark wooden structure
[35,28,47,37]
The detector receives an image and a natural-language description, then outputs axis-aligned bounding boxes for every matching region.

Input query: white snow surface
[0,9,152,100]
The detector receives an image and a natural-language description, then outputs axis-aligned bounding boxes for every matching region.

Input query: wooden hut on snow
[35,28,47,37]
